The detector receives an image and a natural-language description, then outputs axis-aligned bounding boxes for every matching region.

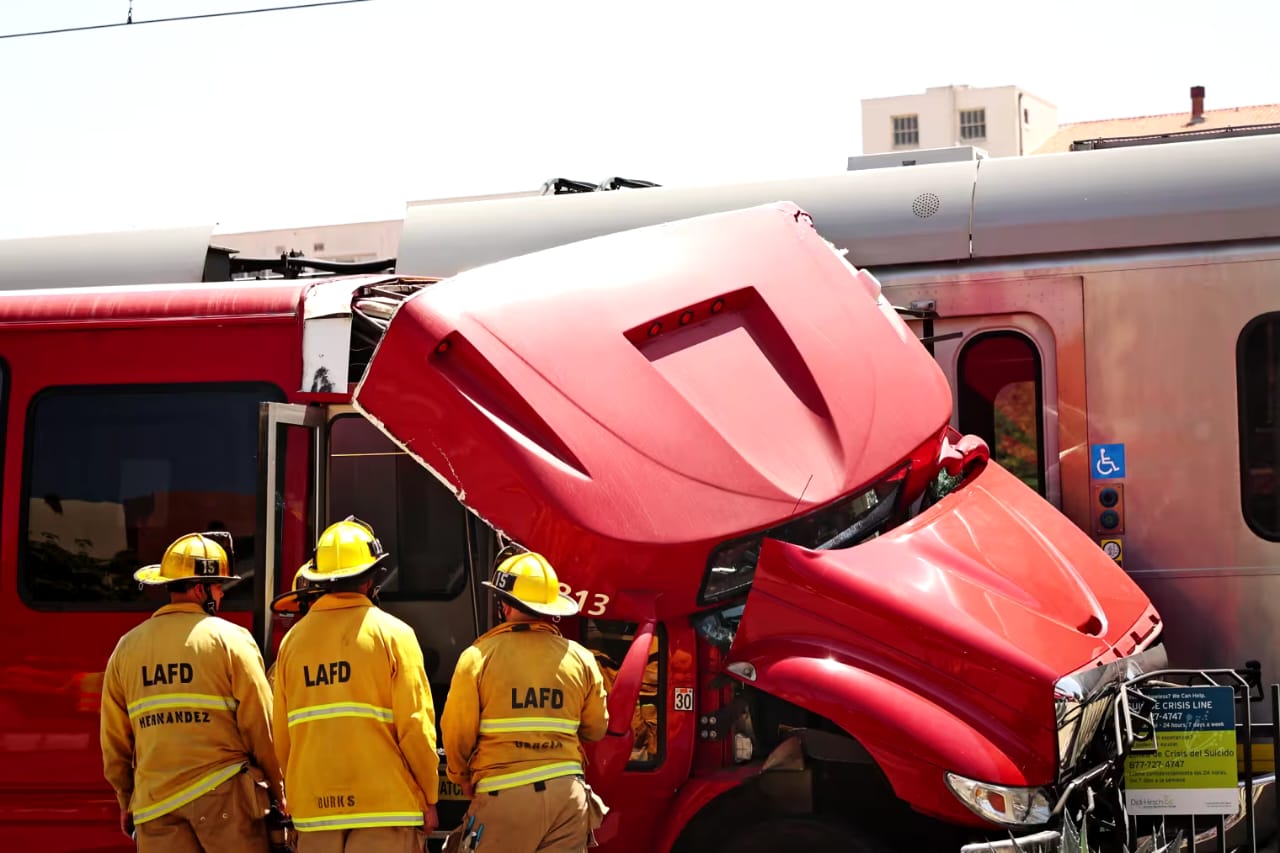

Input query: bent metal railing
[1116,668,1277,853]
[960,669,1276,853]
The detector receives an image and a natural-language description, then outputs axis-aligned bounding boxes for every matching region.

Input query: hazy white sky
[1,0,1277,239]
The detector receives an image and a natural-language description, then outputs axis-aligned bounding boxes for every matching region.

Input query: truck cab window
[700,469,906,603]
[1239,314,1280,539]
[582,619,665,769]
[957,332,1045,495]
[21,384,282,608]
[328,415,467,599]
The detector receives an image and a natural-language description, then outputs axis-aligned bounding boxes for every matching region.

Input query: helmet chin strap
[198,583,218,616]
[368,565,397,607]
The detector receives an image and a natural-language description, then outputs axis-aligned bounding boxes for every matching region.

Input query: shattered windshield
[699,466,907,604]
[693,603,746,652]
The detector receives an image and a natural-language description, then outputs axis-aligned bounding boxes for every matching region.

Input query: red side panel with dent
[726,462,1159,821]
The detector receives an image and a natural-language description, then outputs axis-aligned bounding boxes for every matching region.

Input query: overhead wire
[0,0,374,40]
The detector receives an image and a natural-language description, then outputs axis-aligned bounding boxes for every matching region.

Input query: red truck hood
[353,203,954,619]
[725,460,1161,783]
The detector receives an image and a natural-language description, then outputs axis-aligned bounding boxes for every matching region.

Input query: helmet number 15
[558,583,611,616]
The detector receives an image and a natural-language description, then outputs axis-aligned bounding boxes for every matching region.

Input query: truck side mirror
[939,433,990,480]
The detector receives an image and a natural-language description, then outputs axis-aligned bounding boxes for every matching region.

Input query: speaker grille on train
[912,192,941,218]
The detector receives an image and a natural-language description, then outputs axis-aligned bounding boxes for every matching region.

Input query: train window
[957,332,1045,495]
[1238,315,1280,540]
[580,619,665,770]
[21,383,284,609]
[328,415,467,600]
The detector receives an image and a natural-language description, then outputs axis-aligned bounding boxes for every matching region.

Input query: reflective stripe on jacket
[441,621,608,794]
[99,602,282,824]
[272,593,439,832]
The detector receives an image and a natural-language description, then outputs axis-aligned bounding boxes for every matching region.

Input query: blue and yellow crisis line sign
[1124,686,1238,815]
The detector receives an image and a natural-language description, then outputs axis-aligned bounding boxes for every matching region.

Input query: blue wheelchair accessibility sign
[1091,444,1126,479]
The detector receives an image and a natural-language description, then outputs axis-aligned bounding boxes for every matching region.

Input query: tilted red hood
[726,460,1161,785]
[354,203,954,619]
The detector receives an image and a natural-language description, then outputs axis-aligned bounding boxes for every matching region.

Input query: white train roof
[397,133,1280,277]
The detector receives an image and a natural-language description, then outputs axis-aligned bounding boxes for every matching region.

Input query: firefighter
[270,565,319,620]
[591,638,660,762]
[266,568,319,690]
[441,550,609,853]
[100,531,284,852]
[271,517,440,852]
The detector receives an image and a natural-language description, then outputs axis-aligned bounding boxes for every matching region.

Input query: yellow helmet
[134,533,238,586]
[270,564,317,615]
[482,551,578,617]
[298,517,389,582]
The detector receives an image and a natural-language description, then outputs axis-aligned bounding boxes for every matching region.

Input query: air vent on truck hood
[353,202,954,618]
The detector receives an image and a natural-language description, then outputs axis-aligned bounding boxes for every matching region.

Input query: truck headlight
[944,772,1052,826]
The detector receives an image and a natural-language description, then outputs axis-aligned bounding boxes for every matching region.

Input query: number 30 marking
[674,688,694,711]
[559,583,610,616]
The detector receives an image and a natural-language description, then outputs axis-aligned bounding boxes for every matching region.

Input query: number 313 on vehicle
[558,583,610,616]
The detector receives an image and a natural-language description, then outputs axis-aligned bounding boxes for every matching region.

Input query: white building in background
[860,84,1058,159]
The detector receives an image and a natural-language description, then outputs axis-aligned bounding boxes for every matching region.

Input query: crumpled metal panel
[357,203,953,618]
[299,275,404,394]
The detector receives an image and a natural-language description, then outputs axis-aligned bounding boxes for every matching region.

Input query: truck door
[256,401,485,820]
[886,275,1086,525]
[256,401,324,660]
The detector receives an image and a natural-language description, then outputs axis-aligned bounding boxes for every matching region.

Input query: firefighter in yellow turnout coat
[100,532,283,852]
[442,551,609,853]
[272,518,440,853]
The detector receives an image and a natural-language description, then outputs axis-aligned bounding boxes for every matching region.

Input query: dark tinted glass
[22,384,282,607]
[328,416,467,599]
[1239,315,1280,539]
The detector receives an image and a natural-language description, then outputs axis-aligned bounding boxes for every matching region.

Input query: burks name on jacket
[317,795,357,809]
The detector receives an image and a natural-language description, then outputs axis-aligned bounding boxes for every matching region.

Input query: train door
[884,275,1088,526]
[256,401,488,822]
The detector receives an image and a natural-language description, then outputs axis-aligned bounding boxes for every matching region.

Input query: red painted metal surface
[0,208,1161,851]
[0,281,308,850]
[0,280,304,327]
[725,461,1160,825]
[580,622,701,853]
[355,204,1159,849]
[652,766,764,852]
[354,203,954,622]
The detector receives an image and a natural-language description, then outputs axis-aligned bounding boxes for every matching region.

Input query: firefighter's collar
[310,592,374,612]
[153,602,207,618]
[480,620,562,642]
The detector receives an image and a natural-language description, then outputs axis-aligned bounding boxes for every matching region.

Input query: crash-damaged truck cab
[351,202,1166,853]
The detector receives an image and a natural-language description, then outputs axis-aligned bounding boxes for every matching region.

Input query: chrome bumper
[960,772,1276,853]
